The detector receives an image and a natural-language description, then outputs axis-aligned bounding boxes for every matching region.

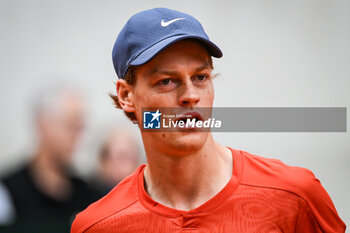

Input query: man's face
[121,40,214,155]
[100,131,139,185]
[39,92,85,169]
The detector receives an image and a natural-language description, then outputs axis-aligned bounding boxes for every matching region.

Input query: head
[34,87,85,170]
[98,128,140,186]
[111,8,222,155]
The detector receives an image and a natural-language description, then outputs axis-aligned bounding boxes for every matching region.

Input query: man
[93,127,140,196]
[71,8,346,232]
[0,86,99,233]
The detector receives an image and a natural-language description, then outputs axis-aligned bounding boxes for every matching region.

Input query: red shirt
[71,148,346,233]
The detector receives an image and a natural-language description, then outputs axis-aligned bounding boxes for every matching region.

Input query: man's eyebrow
[148,62,212,76]
[194,62,212,73]
[149,69,179,76]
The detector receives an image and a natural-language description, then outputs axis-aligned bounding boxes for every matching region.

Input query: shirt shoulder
[238,150,317,192]
[1,164,33,207]
[237,149,346,232]
[70,165,144,233]
[1,164,29,187]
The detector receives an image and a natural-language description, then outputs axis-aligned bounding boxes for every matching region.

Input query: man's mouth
[176,111,203,123]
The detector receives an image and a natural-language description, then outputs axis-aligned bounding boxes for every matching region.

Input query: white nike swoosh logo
[161,18,185,27]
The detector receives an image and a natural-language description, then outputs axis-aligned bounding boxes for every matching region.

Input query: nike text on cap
[112,7,223,79]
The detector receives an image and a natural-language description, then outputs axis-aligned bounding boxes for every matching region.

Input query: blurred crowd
[0,85,141,233]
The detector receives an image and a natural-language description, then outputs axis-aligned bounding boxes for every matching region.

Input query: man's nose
[178,80,200,107]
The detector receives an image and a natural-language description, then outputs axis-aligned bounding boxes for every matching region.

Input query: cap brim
[129,34,223,66]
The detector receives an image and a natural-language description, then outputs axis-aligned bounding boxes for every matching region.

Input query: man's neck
[30,145,72,201]
[143,134,232,211]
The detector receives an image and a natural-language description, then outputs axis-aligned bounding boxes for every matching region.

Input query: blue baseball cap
[112,8,223,79]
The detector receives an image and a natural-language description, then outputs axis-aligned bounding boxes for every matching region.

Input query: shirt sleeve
[295,170,346,233]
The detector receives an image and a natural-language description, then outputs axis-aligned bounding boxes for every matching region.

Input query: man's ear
[116,79,135,113]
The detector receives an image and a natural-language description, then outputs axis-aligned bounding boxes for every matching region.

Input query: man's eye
[194,74,208,81]
[154,78,177,90]
[159,79,172,85]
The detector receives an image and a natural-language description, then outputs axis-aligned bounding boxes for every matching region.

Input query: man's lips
[175,111,203,122]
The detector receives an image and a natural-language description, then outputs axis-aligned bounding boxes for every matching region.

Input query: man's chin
[162,131,209,155]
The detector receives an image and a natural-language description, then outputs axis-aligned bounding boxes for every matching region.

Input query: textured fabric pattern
[86,186,319,233]
[71,148,346,233]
